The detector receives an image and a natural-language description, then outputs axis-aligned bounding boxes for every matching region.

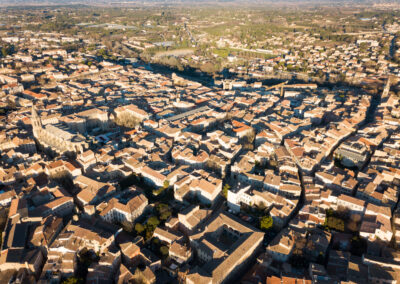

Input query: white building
[227,185,252,213]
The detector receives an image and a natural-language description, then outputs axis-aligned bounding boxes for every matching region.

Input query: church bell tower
[31,105,42,137]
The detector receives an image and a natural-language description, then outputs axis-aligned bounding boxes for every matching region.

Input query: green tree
[1,47,7,57]
[222,184,230,199]
[145,230,153,241]
[260,215,273,230]
[160,245,169,257]
[163,180,170,189]
[62,277,83,284]
[135,223,145,234]
[157,203,171,221]
[147,216,160,228]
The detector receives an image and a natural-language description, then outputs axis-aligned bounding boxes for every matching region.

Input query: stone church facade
[31,106,88,155]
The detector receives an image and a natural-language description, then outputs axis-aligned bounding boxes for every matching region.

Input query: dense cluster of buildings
[225,31,400,85]
[150,16,400,86]
[0,22,399,284]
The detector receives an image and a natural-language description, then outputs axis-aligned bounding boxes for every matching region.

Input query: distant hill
[0,0,389,6]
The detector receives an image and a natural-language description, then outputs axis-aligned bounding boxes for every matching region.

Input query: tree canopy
[135,223,145,234]
[222,184,230,199]
[260,215,273,230]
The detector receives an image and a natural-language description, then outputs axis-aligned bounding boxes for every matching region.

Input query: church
[31,106,88,156]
